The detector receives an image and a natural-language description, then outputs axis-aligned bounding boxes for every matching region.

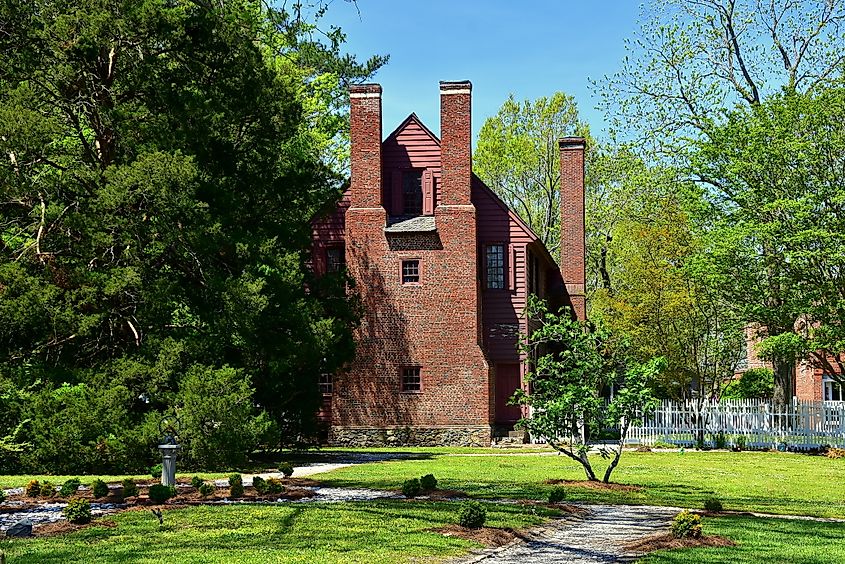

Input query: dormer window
[403,170,423,216]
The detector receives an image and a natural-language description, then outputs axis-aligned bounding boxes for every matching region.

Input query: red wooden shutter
[391,170,402,215]
[422,169,433,215]
[509,244,516,290]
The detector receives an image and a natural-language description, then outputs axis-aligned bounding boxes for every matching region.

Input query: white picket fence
[627,399,845,450]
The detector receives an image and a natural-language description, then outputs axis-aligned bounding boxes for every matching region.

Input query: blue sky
[324,0,643,141]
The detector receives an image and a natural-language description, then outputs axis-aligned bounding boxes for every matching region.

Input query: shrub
[266,477,284,494]
[652,440,676,449]
[150,463,163,478]
[25,479,41,497]
[63,498,92,524]
[39,480,56,497]
[121,478,139,498]
[420,474,437,491]
[826,447,845,459]
[722,368,775,399]
[91,478,109,499]
[148,484,176,503]
[0,488,6,503]
[59,478,81,497]
[703,497,723,512]
[671,510,702,539]
[252,476,267,494]
[190,475,204,489]
[548,486,567,504]
[279,462,294,478]
[402,478,422,498]
[713,432,728,450]
[733,435,747,451]
[198,483,215,498]
[228,473,244,498]
[459,502,487,529]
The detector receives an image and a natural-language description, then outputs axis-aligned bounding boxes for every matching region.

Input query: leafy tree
[474,92,590,256]
[722,368,775,399]
[511,296,662,483]
[0,0,380,471]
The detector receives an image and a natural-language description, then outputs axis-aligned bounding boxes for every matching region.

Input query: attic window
[403,170,423,216]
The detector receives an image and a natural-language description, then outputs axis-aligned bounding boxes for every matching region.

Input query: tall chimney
[349,84,383,209]
[439,81,472,206]
[559,137,586,321]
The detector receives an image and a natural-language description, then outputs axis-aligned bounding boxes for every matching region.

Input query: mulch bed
[624,532,736,553]
[432,525,519,547]
[544,479,642,492]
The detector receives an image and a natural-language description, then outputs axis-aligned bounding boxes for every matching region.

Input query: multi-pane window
[401,259,420,284]
[326,247,345,273]
[824,376,843,401]
[486,245,504,289]
[401,367,421,392]
[402,170,423,216]
[318,373,333,395]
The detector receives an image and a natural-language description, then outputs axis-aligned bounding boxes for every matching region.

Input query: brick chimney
[349,84,383,209]
[439,81,473,206]
[559,137,586,321]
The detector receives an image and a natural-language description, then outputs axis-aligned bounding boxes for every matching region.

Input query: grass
[312,450,845,518]
[0,500,552,564]
[639,515,845,563]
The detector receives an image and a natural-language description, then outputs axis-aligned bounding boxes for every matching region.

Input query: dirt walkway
[453,504,679,564]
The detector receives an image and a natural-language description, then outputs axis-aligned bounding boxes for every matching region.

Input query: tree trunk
[772,357,794,405]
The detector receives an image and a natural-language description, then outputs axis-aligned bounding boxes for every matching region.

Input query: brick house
[311,81,586,445]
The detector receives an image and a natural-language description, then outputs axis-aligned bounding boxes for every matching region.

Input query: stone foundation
[329,425,492,447]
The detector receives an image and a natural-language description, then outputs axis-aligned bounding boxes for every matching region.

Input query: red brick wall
[795,361,823,402]
[559,138,586,320]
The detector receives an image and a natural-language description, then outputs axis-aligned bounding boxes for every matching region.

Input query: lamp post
[158,415,182,487]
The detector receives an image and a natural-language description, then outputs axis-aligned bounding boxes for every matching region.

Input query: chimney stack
[439,81,473,206]
[349,84,383,209]
[559,137,586,321]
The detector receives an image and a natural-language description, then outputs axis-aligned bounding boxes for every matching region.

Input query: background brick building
[312,81,586,445]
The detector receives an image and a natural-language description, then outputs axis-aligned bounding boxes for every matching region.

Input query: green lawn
[312,450,845,518]
[640,515,845,563]
[0,500,551,564]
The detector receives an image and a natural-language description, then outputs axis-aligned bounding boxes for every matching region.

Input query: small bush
[826,447,845,459]
[459,502,487,529]
[420,474,438,491]
[733,435,747,451]
[652,440,676,449]
[671,510,702,539]
[59,478,81,497]
[148,484,176,503]
[40,480,56,497]
[279,462,294,478]
[25,479,41,497]
[91,478,109,499]
[198,483,215,498]
[548,486,567,504]
[150,463,163,478]
[190,475,204,489]
[0,488,6,503]
[121,478,139,498]
[63,498,92,524]
[402,478,422,498]
[703,497,723,512]
[252,476,267,494]
[266,477,284,494]
[713,432,728,450]
[228,473,244,498]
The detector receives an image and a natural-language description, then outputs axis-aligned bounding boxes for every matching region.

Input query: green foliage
[671,510,703,539]
[59,478,81,497]
[252,476,267,494]
[733,435,747,451]
[91,478,109,499]
[713,433,728,450]
[62,498,92,524]
[420,474,437,491]
[198,483,215,498]
[547,486,567,504]
[148,484,176,503]
[229,474,244,498]
[458,502,487,529]
[121,478,139,498]
[150,464,162,479]
[704,497,723,512]
[190,476,204,490]
[266,477,284,494]
[0,488,5,502]
[401,478,422,498]
[722,369,775,400]
[278,461,294,478]
[39,480,55,497]
[25,479,40,497]
[0,0,376,474]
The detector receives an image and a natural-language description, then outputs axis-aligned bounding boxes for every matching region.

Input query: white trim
[349,92,381,99]
[439,88,472,95]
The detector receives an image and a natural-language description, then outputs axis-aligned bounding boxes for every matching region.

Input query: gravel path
[454,504,679,564]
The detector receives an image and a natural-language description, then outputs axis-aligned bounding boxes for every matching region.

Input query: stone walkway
[453,504,679,564]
